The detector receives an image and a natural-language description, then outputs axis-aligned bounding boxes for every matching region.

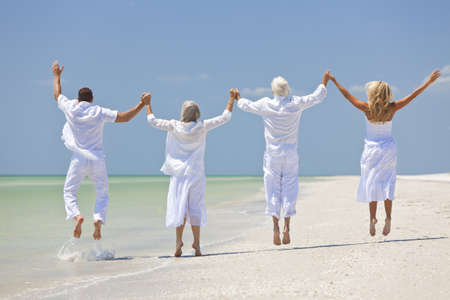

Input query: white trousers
[64,153,109,223]
[166,175,206,228]
[263,152,299,219]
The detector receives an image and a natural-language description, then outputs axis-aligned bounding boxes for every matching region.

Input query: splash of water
[57,238,115,262]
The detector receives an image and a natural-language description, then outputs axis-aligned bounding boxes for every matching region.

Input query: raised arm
[226,88,236,112]
[329,73,369,112]
[203,89,236,131]
[235,88,267,115]
[52,61,64,101]
[115,93,148,123]
[292,70,329,109]
[392,70,441,112]
[145,93,175,131]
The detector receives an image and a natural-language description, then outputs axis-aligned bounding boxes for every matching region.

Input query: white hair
[271,76,290,97]
[181,100,200,122]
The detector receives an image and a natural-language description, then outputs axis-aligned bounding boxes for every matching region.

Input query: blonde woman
[328,70,441,236]
[145,89,236,257]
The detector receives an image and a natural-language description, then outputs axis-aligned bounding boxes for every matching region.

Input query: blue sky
[1,0,449,175]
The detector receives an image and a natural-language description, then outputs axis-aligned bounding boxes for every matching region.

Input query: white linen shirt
[147,110,232,177]
[237,84,327,156]
[57,94,118,160]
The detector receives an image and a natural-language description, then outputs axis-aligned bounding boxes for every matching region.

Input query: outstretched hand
[52,61,64,77]
[140,92,151,105]
[427,69,441,84]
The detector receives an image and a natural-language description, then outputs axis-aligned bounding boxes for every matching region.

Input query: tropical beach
[1,174,449,299]
[2,1,450,299]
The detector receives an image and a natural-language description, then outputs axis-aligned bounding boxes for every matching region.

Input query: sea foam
[57,238,115,262]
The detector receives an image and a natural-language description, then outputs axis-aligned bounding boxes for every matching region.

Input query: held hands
[140,92,151,105]
[229,88,240,100]
[427,70,441,85]
[52,61,64,77]
[327,71,336,82]
[322,69,331,86]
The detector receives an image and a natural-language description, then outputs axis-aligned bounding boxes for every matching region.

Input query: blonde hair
[181,100,200,122]
[271,76,290,97]
[365,81,394,122]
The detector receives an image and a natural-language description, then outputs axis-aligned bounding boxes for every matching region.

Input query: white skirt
[357,138,397,203]
[166,175,206,227]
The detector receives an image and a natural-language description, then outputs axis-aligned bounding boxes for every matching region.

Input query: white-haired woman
[328,70,440,236]
[145,90,236,256]
[236,71,330,245]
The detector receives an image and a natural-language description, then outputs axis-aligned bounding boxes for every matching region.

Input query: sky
[1,0,449,176]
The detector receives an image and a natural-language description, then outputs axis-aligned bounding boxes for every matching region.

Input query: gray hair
[271,76,290,97]
[181,100,200,122]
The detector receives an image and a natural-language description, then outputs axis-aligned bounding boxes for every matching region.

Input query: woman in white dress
[328,70,440,236]
[145,89,236,256]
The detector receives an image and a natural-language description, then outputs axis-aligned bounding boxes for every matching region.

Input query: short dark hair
[78,87,93,102]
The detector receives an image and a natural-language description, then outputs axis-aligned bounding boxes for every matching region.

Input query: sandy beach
[9,174,446,300]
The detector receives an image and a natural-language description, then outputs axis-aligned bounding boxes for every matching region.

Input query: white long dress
[357,119,397,203]
[147,110,232,227]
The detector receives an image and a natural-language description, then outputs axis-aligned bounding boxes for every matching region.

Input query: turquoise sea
[0,176,272,298]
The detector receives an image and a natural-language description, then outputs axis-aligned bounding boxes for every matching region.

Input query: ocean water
[0,176,272,299]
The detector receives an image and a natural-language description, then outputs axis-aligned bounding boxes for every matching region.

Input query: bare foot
[192,243,202,256]
[273,231,281,246]
[282,231,291,245]
[93,220,102,240]
[174,241,183,257]
[73,216,84,238]
[383,218,391,236]
[369,218,377,236]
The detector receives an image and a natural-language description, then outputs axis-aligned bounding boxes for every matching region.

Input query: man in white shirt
[52,61,150,240]
[236,71,330,245]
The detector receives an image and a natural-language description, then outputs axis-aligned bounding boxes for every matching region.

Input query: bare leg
[191,225,202,256]
[272,216,281,245]
[73,215,84,238]
[383,199,392,236]
[174,219,186,257]
[369,201,378,236]
[282,217,291,244]
[93,220,102,240]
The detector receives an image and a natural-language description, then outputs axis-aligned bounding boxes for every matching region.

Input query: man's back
[58,94,117,160]
[237,84,327,155]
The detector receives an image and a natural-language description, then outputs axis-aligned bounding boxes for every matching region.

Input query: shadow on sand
[157,236,448,259]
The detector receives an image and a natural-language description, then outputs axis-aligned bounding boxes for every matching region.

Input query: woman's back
[365,119,393,141]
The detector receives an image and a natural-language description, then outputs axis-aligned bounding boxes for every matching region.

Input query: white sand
[24,175,450,299]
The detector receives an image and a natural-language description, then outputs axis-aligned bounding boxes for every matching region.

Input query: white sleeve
[204,110,232,131]
[237,98,267,115]
[292,84,327,110]
[101,107,119,123]
[147,114,175,131]
[57,94,72,113]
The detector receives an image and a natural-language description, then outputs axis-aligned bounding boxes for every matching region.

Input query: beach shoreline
[2,174,449,299]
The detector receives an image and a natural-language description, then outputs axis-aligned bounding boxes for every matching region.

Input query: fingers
[234,88,240,99]
[52,61,63,75]
[430,69,441,82]
[51,61,58,72]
